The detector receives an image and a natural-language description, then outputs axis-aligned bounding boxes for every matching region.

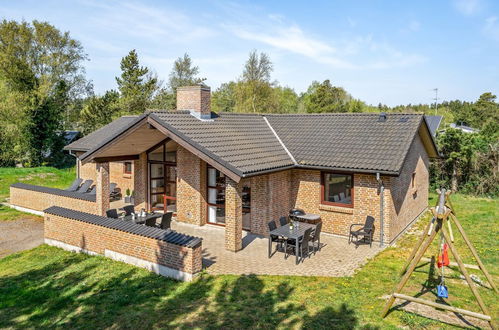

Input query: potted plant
[124,189,134,204]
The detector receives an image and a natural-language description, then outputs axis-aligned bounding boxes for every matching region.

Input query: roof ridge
[219,112,424,117]
[262,116,297,165]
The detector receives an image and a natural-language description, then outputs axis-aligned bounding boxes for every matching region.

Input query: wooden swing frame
[381,188,497,329]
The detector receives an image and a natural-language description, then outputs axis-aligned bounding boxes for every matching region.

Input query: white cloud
[454,0,481,15]
[215,2,427,71]
[483,16,499,41]
[80,0,215,42]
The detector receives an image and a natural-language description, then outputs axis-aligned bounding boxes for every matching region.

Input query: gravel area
[0,218,44,259]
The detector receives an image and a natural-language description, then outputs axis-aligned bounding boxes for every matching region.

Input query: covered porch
[81,115,250,253]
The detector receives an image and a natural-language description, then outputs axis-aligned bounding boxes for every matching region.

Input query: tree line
[0,20,497,196]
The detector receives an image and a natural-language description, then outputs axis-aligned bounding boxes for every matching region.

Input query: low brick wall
[44,206,203,281]
[10,183,97,215]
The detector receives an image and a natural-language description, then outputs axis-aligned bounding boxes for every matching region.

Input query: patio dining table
[122,213,162,225]
[268,222,316,264]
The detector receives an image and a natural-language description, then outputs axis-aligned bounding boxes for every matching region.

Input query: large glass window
[148,140,177,213]
[207,166,226,224]
[322,172,353,207]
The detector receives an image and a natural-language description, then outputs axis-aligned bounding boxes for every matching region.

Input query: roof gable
[150,111,294,176]
[64,116,139,152]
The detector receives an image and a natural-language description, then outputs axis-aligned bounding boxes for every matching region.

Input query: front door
[148,140,177,213]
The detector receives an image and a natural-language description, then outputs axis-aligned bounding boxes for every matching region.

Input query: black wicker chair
[145,217,157,227]
[123,205,135,216]
[285,227,313,262]
[160,212,173,230]
[278,216,288,227]
[106,209,119,219]
[268,220,284,258]
[310,221,322,253]
[349,216,375,247]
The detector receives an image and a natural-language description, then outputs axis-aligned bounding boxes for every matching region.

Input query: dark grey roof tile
[64,116,139,151]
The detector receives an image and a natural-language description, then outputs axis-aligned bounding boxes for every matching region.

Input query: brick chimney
[176,84,211,120]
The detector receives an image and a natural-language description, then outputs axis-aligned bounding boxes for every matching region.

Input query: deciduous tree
[0,19,88,166]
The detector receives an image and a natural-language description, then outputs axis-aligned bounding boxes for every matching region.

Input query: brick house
[59,85,438,251]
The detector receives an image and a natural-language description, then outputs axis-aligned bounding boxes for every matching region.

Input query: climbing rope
[437,234,449,298]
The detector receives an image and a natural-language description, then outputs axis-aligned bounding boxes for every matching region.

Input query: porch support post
[134,152,148,211]
[225,177,243,252]
[96,162,110,216]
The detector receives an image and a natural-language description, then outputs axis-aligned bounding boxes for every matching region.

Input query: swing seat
[437,284,448,298]
[437,244,450,267]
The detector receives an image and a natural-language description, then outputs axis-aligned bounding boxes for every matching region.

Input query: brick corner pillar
[134,152,148,211]
[225,177,243,252]
[96,162,110,216]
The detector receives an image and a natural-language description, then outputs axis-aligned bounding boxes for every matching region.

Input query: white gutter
[263,116,297,165]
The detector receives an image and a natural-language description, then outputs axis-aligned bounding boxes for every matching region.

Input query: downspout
[376,172,384,247]
[69,150,80,179]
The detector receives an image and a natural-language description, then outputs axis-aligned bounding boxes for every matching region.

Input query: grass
[0,204,40,221]
[0,192,497,329]
[0,166,75,202]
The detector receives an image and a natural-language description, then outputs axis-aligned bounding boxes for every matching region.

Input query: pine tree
[116,49,158,115]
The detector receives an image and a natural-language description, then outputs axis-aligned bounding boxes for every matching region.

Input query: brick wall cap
[11,183,96,202]
[44,206,202,248]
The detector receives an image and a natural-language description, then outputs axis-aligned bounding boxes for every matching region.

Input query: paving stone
[171,220,383,277]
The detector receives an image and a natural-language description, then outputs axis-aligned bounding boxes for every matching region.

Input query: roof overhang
[147,114,243,182]
[419,117,439,158]
[79,114,165,164]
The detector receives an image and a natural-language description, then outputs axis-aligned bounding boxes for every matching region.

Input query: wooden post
[381,219,440,317]
[449,213,498,293]
[392,293,491,321]
[440,225,494,329]
[399,213,434,276]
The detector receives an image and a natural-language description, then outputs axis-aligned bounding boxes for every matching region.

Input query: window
[321,172,353,207]
[207,166,226,225]
[124,162,132,174]
[411,172,416,188]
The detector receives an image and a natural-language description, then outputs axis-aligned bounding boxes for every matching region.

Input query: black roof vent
[398,117,409,122]
[378,112,387,122]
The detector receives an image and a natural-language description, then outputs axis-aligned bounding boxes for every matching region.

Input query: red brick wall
[109,161,134,195]
[133,152,148,210]
[44,213,202,276]
[79,160,134,197]
[225,177,242,252]
[176,86,211,116]
[79,160,97,183]
[10,186,97,214]
[290,169,391,242]
[176,146,207,225]
[388,134,429,240]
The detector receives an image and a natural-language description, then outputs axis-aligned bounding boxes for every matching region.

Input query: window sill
[319,204,354,214]
[123,173,132,179]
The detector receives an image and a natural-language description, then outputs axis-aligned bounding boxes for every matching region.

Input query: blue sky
[1,0,498,106]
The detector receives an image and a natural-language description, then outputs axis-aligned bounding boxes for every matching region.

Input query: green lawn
[0,192,497,329]
[0,166,75,202]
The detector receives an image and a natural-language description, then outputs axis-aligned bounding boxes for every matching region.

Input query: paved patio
[171,220,383,277]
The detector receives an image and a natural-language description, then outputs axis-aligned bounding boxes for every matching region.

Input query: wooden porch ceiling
[83,122,166,163]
